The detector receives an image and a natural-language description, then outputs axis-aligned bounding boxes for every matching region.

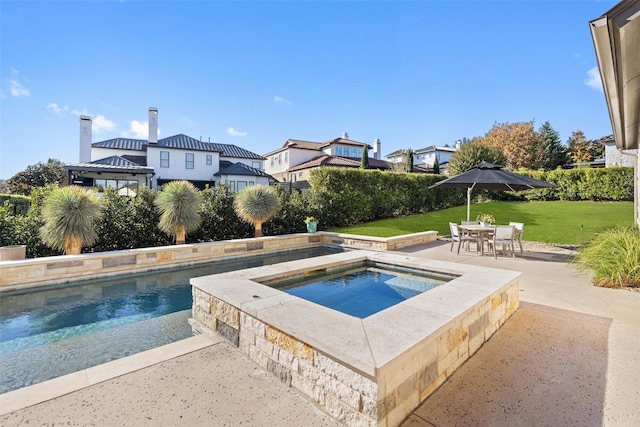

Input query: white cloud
[46,102,69,115]
[585,66,603,91]
[274,95,292,106]
[72,108,90,116]
[122,120,161,139]
[227,127,248,137]
[93,115,117,134]
[9,79,29,97]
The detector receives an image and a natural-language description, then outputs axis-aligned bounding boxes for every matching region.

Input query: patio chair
[488,225,516,259]
[509,222,524,254]
[449,222,476,254]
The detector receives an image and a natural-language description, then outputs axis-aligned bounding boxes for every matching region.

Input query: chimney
[455,140,462,150]
[342,132,349,139]
[79,115,92,163]
[373,138,381,160]
[148,107,158,143]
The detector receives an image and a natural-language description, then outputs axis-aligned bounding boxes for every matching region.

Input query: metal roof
[92,134,265,159]
[215,162,274,178]
[65,156,154,174]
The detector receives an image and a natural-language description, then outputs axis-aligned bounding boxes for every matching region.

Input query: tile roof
[288,155,390,172]
[215,162,274,178]
[92,134,264,159]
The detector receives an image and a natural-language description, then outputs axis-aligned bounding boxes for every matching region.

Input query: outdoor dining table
[458,224,495,256]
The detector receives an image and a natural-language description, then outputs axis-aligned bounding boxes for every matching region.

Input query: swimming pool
[267,262,454,318]
[0,246,342,394]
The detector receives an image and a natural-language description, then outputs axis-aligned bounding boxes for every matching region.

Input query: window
[237,181,247,191]
[284,152,288,163]
[228,181,236,192]
[278,154,282,164]
[271,157,274,167]
[290,174,297,183]
[206,154,212,166]
[336,146,343,156]
[185,153,194,169]
[160,151,170,168]
[351,147,358,157]
[94,179,138,196]
[252,161,261,170]
[248,181,254,186]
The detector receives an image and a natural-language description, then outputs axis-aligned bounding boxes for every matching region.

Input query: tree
[360,143,370,169]
[405,149,414,173]
[538,121,567,170]
[448,140,506,176]
[155,180,202,244]
[234,185,281,237]
[7,159,67,195]
[433,156,440,174]
[567,130,592,163]
[482,121,544,170]
[40,186,102,255]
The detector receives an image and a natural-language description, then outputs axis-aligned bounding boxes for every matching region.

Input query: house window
[206,154,212,165]
[248,181,254,186]
[252,161,261,170]
[237,181,247,191]
[278,154,282,164]
[290,174,297,183]
[160,151,170,168]
[336,146,343,156]
[228,181,236,192]
[284,152,288,163]
[186,153,194,169]
[351,147,358,157]
[271,157,274,167]
[94,179,138,196]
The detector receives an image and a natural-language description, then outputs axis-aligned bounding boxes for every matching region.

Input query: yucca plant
[233,185,281,237]
[573,226,640,288]
[40,186,102,255]
[155,180,202,244]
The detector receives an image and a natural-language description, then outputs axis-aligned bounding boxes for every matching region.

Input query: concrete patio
[1,239,638,426]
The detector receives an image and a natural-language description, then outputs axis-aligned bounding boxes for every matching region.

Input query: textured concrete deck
[1,240,638,426]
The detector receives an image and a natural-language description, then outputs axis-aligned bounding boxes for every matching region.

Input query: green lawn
[329,201,634,245]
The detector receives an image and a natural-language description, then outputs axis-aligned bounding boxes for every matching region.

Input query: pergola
[590,0,640,228]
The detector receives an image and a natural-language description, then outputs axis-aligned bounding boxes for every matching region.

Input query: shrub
[573,226,640,288]
[0,194,30,215]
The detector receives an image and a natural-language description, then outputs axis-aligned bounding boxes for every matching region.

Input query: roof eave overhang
[590,1,640,150]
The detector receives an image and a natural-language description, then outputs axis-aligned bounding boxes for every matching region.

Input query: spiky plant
[155,180,202,244]
[40,186,102,255]
[233,185,281,237]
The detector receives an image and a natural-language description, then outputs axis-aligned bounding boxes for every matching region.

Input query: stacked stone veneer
[0,232,437,292]
[190,254,520,427]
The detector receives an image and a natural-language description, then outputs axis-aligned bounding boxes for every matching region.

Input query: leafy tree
[195,185,252,241]
[405,149,414,172]
[448,140,507,176]
[538,121,566,170]
[567,130,592,163]
[234,185,281,237]
[40,186,102,255]
[93,187,137,252]
[155,180,202,244]
[360,143,370,169]
[262,185,309,235]
[482,121,544,170]
[590,139,605,160]
[7,159,67,195]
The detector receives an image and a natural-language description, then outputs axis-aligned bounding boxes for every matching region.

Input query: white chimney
[455,140,462,150]
[373,138,381,160]
[148,107,158,143]
[342,132,349,139]
[79,115,92,163]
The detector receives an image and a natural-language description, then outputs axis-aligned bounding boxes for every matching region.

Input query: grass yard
[329,201,634,245]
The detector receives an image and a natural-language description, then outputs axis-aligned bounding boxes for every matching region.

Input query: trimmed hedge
[0,194,30,215]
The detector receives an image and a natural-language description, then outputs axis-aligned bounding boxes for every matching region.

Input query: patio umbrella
[428,161,558,221]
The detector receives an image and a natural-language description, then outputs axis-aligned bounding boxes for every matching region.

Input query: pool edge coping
[0,333,219,416]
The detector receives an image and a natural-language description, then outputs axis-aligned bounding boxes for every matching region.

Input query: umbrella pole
[467,187,472,221]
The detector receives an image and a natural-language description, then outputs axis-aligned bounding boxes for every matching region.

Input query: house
[594,134,636,168]
[65,108,274,195]
[263,133,389,183]
[386,143,459,174]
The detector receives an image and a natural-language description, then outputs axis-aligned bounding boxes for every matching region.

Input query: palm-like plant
[233,185,281,237]
[155,180,202,244]
[40,186,102,255]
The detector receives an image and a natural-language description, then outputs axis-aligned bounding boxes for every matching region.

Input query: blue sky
[0,0,617,179]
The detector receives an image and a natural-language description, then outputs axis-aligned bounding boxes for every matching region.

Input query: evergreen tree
[538,121,566,170]
[433,156,440,174]
[405,149,414,173]
[360,143,369,169]
[567,130,592,163]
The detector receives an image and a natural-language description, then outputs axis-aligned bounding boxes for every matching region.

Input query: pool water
[0,246,341,394]
[271,263,453,318]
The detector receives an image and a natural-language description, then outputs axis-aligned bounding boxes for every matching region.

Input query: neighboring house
[386,143,459,175]
[594,134,636,168]
[264,133,388,183]
[66,108,274,195]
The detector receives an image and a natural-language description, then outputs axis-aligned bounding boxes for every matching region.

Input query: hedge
[0,194,31,215]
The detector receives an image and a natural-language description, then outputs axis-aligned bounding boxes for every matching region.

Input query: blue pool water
[0,246,341,394]
[273,263,454,318]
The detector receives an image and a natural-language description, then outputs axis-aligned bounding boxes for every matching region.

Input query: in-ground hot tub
[190,250,520,427]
